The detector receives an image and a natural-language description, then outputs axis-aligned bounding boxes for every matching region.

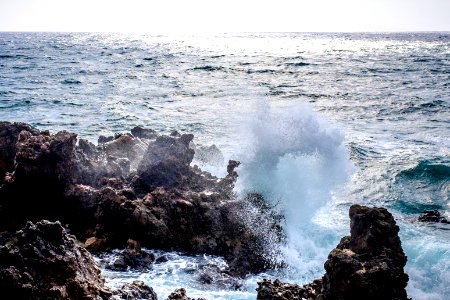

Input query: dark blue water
[1,32,449,299]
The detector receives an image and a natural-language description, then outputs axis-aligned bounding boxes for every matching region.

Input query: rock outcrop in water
[0,121,279,277]
[105,239,155,272]
[418,210,449,224]
[167,288,206,300]
[257,204,409,300]
[112,281,157,300]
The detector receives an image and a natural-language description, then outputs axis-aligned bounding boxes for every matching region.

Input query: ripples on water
[1,32,449,300]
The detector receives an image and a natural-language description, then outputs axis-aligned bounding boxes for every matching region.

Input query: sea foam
[235,100,354,277]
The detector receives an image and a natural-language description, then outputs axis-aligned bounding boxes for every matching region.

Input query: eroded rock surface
[0,220,111,300]
[111,281,157,300]
[0,121,278,277]
[257,205,409,300]
[418,210,449,224]
[166,288,206,300]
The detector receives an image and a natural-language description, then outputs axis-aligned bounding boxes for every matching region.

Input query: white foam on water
[234,100,354,277]
[400,224,450,300]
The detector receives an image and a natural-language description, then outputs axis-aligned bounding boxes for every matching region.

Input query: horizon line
[1,30,450,34]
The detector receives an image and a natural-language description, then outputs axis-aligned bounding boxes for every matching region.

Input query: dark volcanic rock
[131,126,158,140]
[0,121,39,178]
[196,264,242,290]
[0,128,79,230]
[112,281,157,300]
[0,220,111,300]
[166,288,206,300]
[135,134,195,192]
[256,278,322,300]
[106,239,155,271]
[418,210,450,224]
[0,121,279,277]
[322,205,409,300]
[257,205,410,300]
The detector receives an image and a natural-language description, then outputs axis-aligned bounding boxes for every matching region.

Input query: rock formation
[0,121,280,276]
[166,288,206,300]
[257,205,410,300]
[418,210,449,224]
[0,220,111,300]
[111,281,157,300]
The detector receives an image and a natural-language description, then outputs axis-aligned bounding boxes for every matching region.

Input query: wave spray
[235,100,354,280]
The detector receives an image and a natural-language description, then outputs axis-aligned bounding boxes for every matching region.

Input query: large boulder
[257,205,409,300]
[0,220,111,299]
[321,205,409,300]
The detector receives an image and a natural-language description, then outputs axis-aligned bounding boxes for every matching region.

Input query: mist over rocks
[257,204,410,300]
[0,121,280,277]
[0,121,412,299]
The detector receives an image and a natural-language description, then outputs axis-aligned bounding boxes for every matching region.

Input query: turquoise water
[1,32,449,299]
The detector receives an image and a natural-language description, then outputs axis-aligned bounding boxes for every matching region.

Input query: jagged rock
[0,128,79,230]
[103,134,147,170]
[166,288,206,300]
[0,121,278,277]
[78,139,99,160]
[322,205,409,300]
[256,278,322,300]
[418,210,449,224]
[131,126,158,140]
[106,239,154,271]
[257,205,409,300]
[0,220,112,300]
[111,281,157,300]
[0,121,39,178]
[98,135,114,144]
[135,134,195,192]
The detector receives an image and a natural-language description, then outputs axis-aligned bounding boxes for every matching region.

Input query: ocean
[1,32,449,299]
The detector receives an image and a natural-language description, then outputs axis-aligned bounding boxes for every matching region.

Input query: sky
[0,0,449,32]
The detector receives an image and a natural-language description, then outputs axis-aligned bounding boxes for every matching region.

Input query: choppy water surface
[1,32,449,299]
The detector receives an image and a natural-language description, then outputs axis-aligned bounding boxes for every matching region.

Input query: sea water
[1,32,449,299]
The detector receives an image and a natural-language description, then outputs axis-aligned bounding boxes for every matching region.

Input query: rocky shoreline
[0,121,417,299]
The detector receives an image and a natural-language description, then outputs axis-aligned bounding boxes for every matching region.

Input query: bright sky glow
[0,0,449,32]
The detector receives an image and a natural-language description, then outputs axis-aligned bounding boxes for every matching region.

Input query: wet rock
[112,281,157,300]
[166,288,206,300]
[131,126,158,140]
[257,205,409,300]
[256,278,322,300]
[106,239,155,271]
[0,121,276,277]
[0,220,111,299]
[418,210,449,224]
[197,264,242,290]
[155,255,169,263]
